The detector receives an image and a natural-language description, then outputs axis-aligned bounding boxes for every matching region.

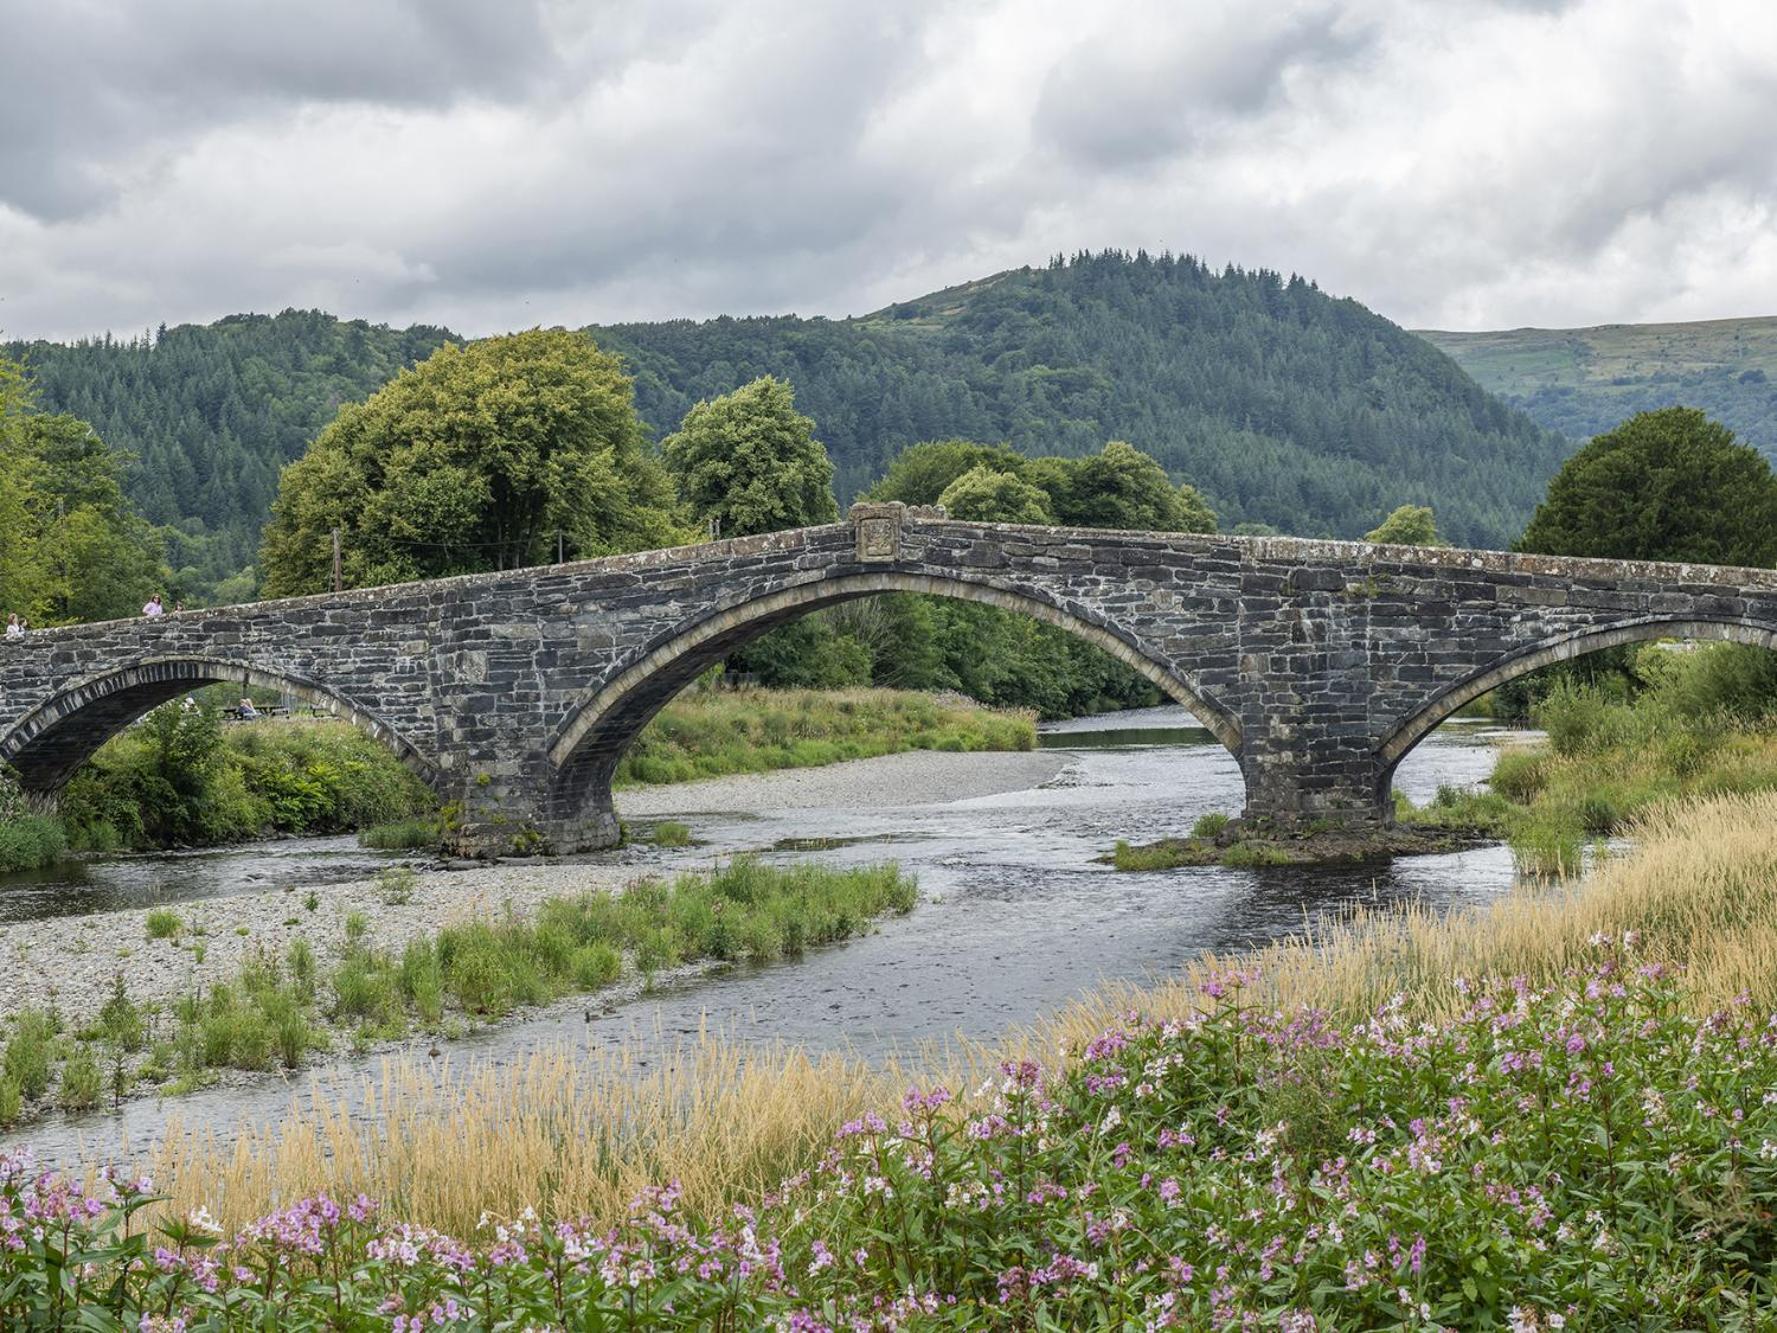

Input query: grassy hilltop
[1422,314,1777,456]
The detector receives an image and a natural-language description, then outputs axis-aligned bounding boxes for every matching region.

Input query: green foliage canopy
[936,466,1055,524]
[259,330,682,595]
[1516,407,1777,566]
[1364,504,1445,546]
[661,376,839,538]
[0,352,162,624]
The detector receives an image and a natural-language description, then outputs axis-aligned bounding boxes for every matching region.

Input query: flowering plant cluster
[4,940,1776,1329]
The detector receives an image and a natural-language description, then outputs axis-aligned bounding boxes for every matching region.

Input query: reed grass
[140,1034,930,1235]
[1058,790,1777,1042]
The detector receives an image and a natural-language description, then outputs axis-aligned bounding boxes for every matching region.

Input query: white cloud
[1,0,1774,341]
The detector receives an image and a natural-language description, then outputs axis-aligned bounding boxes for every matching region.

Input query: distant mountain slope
[8,253,1572,582]
[595,252,1568,547]
[6,312,458,577]
[1420,317,1777,455]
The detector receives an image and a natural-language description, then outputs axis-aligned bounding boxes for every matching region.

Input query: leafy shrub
[1189,811,1229,839]
[56,1044,103,1110]
[375,865,419,905]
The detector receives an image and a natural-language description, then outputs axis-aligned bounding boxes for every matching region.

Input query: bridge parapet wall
[5,505,1777,853]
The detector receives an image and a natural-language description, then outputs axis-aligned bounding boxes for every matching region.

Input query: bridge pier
[1237,745,1394,831]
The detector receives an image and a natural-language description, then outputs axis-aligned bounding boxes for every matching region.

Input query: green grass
[330,859,917,1029]
[0,860,923,1126]
[358,817,440,850]
[639,820,694,847]
[144,908,183,940]
[1397,645,1777,876]
[0,815,66,872]
[615,687,1035,787]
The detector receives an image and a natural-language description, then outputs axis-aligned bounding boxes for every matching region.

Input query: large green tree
[867,440,1030,507]
[259,330,681,595]
[937,466,1056,524]
[870,437,1216,534]
[1044,441,1216,532]
[661,376,838,538]
[0,352,162,623]
[1517,407,1777,566]
[1365,504,1445,546]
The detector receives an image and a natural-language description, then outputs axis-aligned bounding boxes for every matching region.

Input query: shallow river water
[5,707,1518,1164]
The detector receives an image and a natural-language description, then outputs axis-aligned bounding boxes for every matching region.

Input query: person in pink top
[142,594,164,617]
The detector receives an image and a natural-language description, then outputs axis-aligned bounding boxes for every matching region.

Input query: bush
[0,814,66,872]
[58,715,436,852]
[1,1009,57,1102]
[56,1044,103,1110]
[1188,811,1229,839]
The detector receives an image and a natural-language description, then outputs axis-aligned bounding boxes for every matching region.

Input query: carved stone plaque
[857,517,898,562]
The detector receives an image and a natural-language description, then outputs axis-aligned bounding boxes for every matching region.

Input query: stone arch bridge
[3,504,1774,856]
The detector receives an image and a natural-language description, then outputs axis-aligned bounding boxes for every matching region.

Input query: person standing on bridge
[4,614,22,641]
[142,594,164,618]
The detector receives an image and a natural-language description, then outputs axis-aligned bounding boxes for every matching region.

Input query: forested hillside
[5,312,457,585]
[8,252,1570,579]
[596,253,1568,546]
[1421,316,1777,457]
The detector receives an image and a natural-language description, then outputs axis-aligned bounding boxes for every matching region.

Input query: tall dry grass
[109,790,1777,1235]
[1052,789,1777,1044]
[138,1032,939,1235]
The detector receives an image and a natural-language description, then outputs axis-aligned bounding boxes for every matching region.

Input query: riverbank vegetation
[54,710,433,852]
[1399,639,1777,875]
[615,685,1035,786]
[0,859,915,1129]
[20,791,1777,1326]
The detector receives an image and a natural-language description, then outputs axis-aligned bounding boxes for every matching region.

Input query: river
[3,707,1516,1165]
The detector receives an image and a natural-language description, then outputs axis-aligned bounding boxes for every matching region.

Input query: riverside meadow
[7,647,1777,1325]
[3,791,1777,1327]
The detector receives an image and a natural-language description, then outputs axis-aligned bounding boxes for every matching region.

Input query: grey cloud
[3,0,1776,343]
[0,0,563,219]
[1032,5,1376,170]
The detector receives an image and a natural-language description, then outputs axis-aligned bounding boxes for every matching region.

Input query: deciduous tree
[661,376,838,538]
[259,330,681,595]
[1364,504,1444,546]
[936,466,1055,524]
[1517,407,1777,566]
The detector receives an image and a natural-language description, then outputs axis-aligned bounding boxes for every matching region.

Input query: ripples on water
[4,706,1521,1161]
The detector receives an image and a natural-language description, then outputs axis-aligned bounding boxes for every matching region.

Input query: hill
[5,312,458,585]
[8,253,1571,587]
[593,252,1567,547]
[1420,316,1777,454]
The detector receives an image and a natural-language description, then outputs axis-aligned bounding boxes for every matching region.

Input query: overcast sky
[2,0,1774,343]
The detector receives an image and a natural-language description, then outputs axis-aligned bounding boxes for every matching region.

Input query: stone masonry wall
[2,504,1776,853]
